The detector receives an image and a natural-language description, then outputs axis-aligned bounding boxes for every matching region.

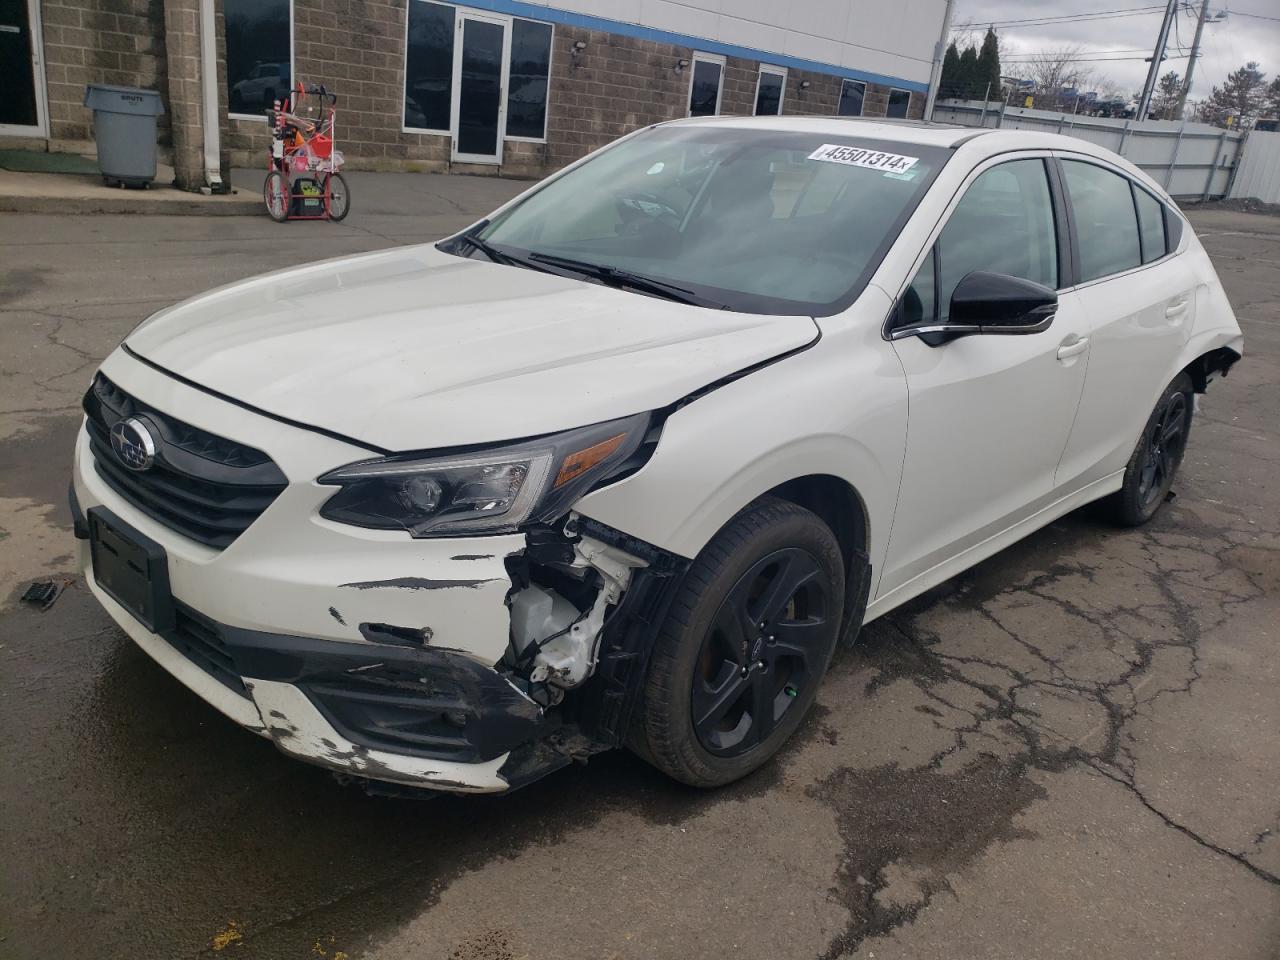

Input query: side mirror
[949,271,1057,334]
[892,271,1057,345]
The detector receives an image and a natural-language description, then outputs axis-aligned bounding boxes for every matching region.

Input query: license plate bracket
[88,506,175,634]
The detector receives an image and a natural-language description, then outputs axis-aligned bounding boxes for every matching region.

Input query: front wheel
[322,172,350,221]
[1109,372,1194,526]
[632,498,844,787]
[263,170,289,222]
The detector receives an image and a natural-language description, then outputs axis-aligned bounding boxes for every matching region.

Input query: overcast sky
[951,1,1280,103]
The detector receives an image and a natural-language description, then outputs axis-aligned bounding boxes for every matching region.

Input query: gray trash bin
[83,84,165,188]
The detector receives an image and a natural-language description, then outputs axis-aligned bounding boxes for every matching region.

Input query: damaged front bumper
[73,431,685,794]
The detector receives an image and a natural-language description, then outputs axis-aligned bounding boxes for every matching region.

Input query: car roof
[668,115,1127,163]
[672,114,983,147]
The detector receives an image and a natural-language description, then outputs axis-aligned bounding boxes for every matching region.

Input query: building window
[506,18,553,140]
[225,0,293,119]
[404,0,456,133]
[887,88,911,118]
[754,65,786,116]
[688,53,725,117]
[837,79,865,117]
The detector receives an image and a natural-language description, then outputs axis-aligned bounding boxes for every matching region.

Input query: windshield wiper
[458,231,521,267]
[527,252,724,308]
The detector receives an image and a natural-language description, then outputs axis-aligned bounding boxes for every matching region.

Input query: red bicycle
[263,82,350,223]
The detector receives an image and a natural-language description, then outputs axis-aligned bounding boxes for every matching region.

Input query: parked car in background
[72,117,1242,795]
[230,62,290,113]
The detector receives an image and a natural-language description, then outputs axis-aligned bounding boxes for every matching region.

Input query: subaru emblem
[110,417,157,471]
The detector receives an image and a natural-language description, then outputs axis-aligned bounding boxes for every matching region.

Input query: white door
[0,0,48,138]
[878,155,1091,598]
[1052,156,1199,488]
[451,12,509,165]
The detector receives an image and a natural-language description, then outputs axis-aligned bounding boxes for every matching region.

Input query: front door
[878,155,1090,600]
[451,12,508,165]
[0,0,46,136]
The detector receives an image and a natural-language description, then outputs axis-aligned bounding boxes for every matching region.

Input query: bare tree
[1019,46,1096,108]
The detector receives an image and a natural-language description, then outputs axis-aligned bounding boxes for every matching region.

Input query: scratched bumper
[70,350,551,792]
[77,533,547,793]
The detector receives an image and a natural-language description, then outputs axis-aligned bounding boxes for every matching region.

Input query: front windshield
[468,125,948,315]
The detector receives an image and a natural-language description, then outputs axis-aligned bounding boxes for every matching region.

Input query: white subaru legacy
[73,117,1242,794]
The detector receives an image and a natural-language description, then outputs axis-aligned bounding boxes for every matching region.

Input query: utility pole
[1175,0,1211,120]
[1136,0,1178,121]
[924,0,956,122]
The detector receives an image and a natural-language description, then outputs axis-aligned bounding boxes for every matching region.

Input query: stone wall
[40,0,170,151]
[31,0,927,177]
[225,3,925,178]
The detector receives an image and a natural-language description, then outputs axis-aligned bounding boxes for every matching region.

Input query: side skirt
[864,470,1124,623]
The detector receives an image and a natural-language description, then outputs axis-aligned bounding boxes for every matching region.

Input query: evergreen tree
[1150,71,1182,119]
[977,28,1002,101]
[1202,61,1268,128]
[941,42,963,99]
[958,46,980,99]
[1266,77,1280,118]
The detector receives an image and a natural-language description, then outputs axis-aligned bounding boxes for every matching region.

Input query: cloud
[952,1,1279,103]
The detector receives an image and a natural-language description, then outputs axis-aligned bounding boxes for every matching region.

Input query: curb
[0,192,262,216]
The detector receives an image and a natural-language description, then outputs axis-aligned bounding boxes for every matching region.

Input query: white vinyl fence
[933,99,1244,201]
[1227,130,1280,205]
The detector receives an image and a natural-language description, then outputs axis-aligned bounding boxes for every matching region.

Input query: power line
[1003,53,1192,62]
[977,8,1172,29]
[981,3,1163,25]
[993,12,1172,30]
[1226,9,1280,20]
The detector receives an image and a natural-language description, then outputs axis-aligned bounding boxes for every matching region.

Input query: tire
[1109,372,1194,526]
[322,172,350,222]
[632,497,844,787]
[264,170,290,222]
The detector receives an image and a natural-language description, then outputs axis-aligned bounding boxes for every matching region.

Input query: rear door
[878,154,1091,599]
[1052,155,1197,488]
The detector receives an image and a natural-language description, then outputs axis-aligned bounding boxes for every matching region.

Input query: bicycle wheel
[264,170,290,222]
[322,172,350,222]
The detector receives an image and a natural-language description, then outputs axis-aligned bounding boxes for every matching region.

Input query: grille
[167,603,249,699]
[84,373,288,548]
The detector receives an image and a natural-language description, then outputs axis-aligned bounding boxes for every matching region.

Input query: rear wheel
[632,498,843,787]
[322,172,350,221]
[263,170,289,222]
[1109,372,1194,526]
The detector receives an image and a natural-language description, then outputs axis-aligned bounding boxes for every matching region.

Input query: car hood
[125,245,818,451]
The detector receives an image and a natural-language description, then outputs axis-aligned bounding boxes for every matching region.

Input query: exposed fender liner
[1186,344,1242,392]
[560,516,690,748]
[839,547,873,647]
[121,343,390,455]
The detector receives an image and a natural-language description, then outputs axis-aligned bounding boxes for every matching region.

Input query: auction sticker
[808,144,918,173]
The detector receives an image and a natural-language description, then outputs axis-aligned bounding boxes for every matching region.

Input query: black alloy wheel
[1110,371,1195,527]
[693,548,830,756]
[1137,390,1189,512]
[631,497,845,787]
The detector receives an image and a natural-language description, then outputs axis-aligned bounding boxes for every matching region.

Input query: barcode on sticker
[808,144,918,173]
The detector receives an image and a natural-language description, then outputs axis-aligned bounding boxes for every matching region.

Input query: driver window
[935,159,1058,321]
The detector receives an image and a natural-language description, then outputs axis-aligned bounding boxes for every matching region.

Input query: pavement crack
[1087,760,1280,887]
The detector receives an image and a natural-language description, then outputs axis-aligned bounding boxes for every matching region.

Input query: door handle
[1056,336,1090,360]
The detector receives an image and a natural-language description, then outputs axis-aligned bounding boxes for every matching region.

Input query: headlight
[317,413,652,536]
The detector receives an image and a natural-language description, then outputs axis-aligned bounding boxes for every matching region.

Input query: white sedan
[72,117,1242,794]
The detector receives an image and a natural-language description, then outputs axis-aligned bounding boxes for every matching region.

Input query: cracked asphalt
[0,176,1277,960]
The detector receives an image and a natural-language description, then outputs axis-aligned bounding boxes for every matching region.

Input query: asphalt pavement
[0,175,1276,960]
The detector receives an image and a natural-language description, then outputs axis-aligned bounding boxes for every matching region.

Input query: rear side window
[1134,186,1167,263]
[936,158,1058,321]
[1062,160,1141,282]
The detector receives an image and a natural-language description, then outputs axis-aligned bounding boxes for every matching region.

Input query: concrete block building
[2,0,949,188]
